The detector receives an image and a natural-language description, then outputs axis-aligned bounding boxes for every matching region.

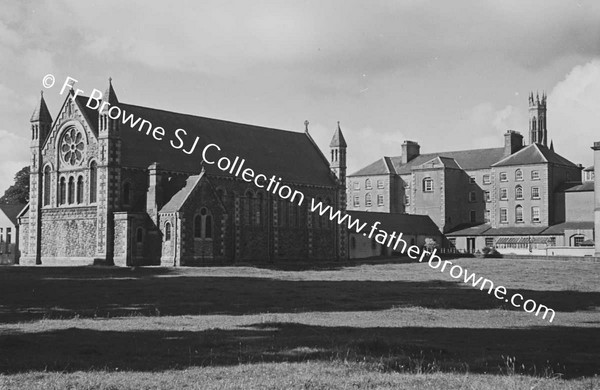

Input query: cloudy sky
[1,0,600,194]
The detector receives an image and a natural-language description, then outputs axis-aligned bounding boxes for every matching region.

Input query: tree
[0,166,29,205]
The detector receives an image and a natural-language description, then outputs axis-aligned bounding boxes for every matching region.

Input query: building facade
[18,83,348,266]
[349,92,592,254]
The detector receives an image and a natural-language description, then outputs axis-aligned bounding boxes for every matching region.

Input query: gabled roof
[347,211,442,236]
[0,203,27,225]
[114,102,336,187]
[446,223,492,236]
[492,143,578,168]
[350,147,505,176]
[329,122,347,147]
[414,156,461,170]
[160,173,203,213]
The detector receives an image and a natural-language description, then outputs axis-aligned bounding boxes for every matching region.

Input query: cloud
[0,129,29,196]
[548,58,600,166]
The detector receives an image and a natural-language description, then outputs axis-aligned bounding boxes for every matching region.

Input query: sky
[1,0,600,194]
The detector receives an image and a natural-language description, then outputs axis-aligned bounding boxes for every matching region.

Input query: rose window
[61,127,85,165]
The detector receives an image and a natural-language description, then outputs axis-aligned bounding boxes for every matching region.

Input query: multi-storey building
[349,92,591,254]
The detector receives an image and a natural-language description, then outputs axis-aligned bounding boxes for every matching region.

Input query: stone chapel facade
[18,81,348,266]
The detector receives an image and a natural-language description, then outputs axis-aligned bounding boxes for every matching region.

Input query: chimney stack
[504,130,523,157]
[401,141,420,164]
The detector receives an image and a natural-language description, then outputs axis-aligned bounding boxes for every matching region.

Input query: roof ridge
[119,102,305,136]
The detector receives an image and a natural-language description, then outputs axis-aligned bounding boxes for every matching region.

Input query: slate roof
[350,147,505,176]
[116,103,336,187]
[160,174,203,213]
[71,93,337,187]
[347,211,442,236]
[0,203,26,225]
[542,221,594,235]
[492,143,578,168]
[30,92,52,123]
[329,123,347,147]
[560,182,594,192]
[446,223,492,236]
[75,96,99,135]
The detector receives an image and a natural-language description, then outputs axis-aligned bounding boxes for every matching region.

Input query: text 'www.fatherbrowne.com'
[309,199,556,323]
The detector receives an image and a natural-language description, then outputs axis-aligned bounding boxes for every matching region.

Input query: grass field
[0,258,598,389]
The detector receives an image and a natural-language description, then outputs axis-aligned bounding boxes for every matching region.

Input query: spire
[304,120,309,133]
[30,90,53,123]
[550,139,554,151]
[101,77,118,112]
[329,121,347,148]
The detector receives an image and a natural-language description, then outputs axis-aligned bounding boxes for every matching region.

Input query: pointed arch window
[165,222,172,241]
[136,227,144,243]
[59,177,66,205]
[532,116,537,131]
[195,208,213,238]
[244,190,253,226]
[194,215,202,238]
[89,161,97,203]
[256,192,264,226]
[68,177,75,204]
[123,182,131,205]
[76,176,84,204]
[43,166,51,206]
[205,214,213,238]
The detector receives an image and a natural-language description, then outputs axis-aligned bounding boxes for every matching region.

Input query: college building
[348,92,597,255]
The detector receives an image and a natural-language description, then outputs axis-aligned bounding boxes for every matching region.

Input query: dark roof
[160,174,202,213]
[81,100,336,187]
[30,92,52,123]
[492,143,578,168]
[75,96,99,135]
[481,226,550,236]
[350,147,505,176]
[560,182,594,192]
[351,157,394,176]
[583,165,594,172]
[414,156,461,170]
[329,123,347,147]
[542,221,594,235]
[0,203,26,225]
[346,211,442,236]
[446,223,492,236]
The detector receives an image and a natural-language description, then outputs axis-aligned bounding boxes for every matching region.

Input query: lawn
[0,258,598,389]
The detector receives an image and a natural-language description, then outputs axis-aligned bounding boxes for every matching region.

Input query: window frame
[515,169,523,181]
[499,172,508,182]
[531,206,540,223]
[499,208,508,223]
[515,205,524,223]
[422,178,433,193]
[483,174,491,184]
[531,170,540,180]
[499,188,508,200]
[531,187,540,199]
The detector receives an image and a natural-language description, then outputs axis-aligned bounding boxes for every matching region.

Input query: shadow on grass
[0,323,597,378]
[0,266,599,323]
